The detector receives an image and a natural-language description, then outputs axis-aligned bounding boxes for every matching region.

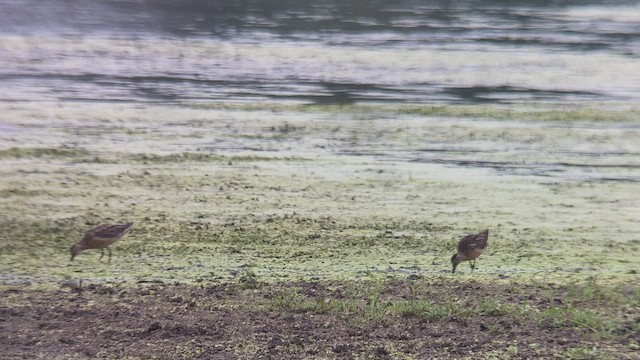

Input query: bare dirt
[1,278,638,359]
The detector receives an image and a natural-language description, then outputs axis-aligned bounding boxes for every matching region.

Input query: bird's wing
[86,223,133,239]
[458,231,488,251]
[457,234,474,252]
[476,230,489,249]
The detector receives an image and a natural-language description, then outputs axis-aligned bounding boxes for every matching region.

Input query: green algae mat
[0,102,639,358]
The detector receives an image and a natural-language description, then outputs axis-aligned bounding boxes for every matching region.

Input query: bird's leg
[100,249,105,260]
[108,248,112,263]
[470,260,476,272]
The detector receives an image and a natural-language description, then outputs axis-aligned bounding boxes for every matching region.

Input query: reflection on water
[1,0,639,104]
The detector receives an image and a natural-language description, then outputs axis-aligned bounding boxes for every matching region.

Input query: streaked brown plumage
[451,229,489,273]
[70,223,133,262]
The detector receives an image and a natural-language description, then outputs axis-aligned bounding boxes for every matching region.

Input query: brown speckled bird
[451,229,489,273]
[70,223,133,262]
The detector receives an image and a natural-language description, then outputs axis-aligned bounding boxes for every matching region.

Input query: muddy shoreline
[2,278,639,359]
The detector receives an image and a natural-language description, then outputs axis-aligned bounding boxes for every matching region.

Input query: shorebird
[451,229,489,273]
[70,222,133,262]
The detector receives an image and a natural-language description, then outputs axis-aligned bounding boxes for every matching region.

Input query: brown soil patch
[1,278,638,359]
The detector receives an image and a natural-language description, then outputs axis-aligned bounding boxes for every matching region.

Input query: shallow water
[1,0,639,104]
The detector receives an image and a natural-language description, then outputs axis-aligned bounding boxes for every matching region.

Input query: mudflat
[1,102,639,358]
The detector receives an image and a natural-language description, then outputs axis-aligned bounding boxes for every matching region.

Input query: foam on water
[1,35,639,104]
[1,0,639,104]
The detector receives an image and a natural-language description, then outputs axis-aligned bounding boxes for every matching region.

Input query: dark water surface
[1,0,639,104]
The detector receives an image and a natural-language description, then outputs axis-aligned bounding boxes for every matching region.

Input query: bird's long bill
[70,254,75,261]
[452,263,457,273]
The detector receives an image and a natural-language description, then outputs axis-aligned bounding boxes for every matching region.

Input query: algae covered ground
[1,101,639,358]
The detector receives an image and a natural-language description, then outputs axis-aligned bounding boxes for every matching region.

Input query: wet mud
[2,278,639,359]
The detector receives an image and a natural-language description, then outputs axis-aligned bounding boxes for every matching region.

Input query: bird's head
[451,254,460,273]
[70,244,83,261]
